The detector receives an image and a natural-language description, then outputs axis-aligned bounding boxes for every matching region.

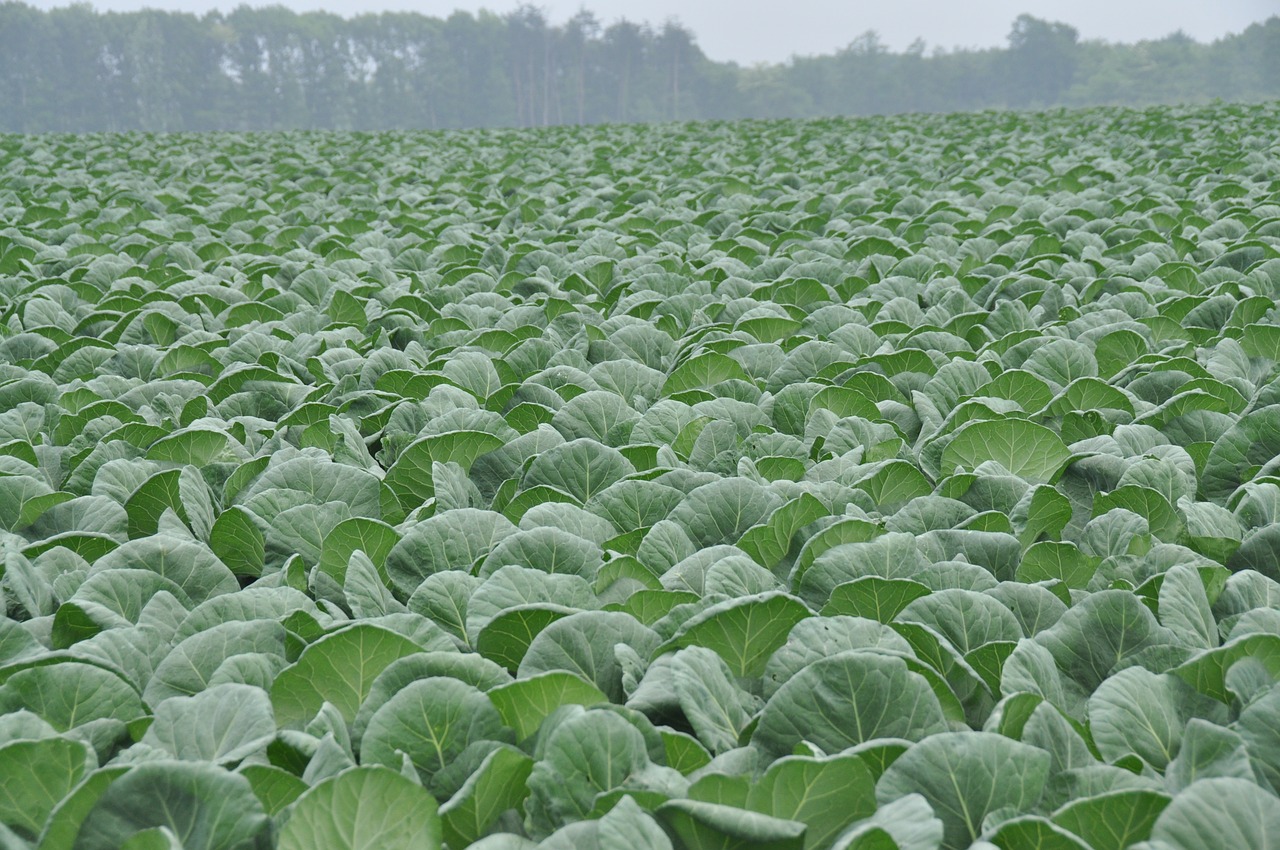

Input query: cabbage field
[3,101,1280,850]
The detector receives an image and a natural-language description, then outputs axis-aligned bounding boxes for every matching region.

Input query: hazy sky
[26,0,1279,64]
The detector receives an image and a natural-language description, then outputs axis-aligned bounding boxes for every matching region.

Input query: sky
[24,0,1280,65]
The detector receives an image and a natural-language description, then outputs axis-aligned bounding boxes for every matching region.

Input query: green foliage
[1,8,1279,133]
[277,767,442,850]
[3,102,1280,849]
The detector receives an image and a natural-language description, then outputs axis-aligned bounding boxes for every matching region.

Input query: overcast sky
[26,0,1279,65]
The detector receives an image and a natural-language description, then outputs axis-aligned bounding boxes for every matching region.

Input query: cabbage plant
[2,102,1280,849]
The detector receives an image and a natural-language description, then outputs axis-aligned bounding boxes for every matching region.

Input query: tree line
[1,2,1277,133]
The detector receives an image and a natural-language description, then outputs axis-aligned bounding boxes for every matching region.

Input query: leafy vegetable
[4,101,1280,848]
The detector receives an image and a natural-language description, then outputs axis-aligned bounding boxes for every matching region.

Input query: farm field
[2,102,1280,849]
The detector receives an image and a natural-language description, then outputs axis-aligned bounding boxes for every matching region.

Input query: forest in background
[1,2,1278,133]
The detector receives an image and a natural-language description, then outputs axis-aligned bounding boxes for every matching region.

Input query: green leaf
[74,760,269,850]
[1171,634,1280,703]
[854,460,933,509]
[737,316,802,343]
[37,766,129,850]
[1151,778,1280,850]
[384,440,440,511]
[1241,323,1280,360]
[524,708,670,838]
[4,485,63,541]
[119,826,183,850]
[237,455,382,521]
[663,729,713,775]
[439,746,534,849]
[898,588,1022,654]
[16,490,74,531]
[1046,377,1134,417]
[502,485,583,523]
[0,737,92,839]
[344,551,403,618]
[488,671,608,742]
[664,352,750,395]
[477,605,576,671]
[141,683,276,764]
[655,799,806,850]
[755,456,806,482]
[146,430,229,467]
[596,795,675,850]
[361,677,511,794]
[1095,329,1150,379]
[238,765,307,816]
[1035,589,1175,694]
[737,494,828,569]
[746,754,877,849]
[669,478,782,549]
[670,646,759,755]
[1050,789,1170,850]
[754,650,949,758]
[318,517,400,585]
[942,420,1071,482]
[271,624,425,728]
[92,534,237,605]
[327,289,366,325]
[518,611,660,703]
[618,588,699,624]
[809,385,880,420]
[966,641,1017,695]
[385,508,516,596]
[1203,405,1280,504]
[209,507,265,578]
[829,794,943,850]
[21,532,118,563]
[1094,486,1181,542]
[1013,485,1072,545]
[667,592,811,678]
[876,732,1050,850]
[791,518,883,582]
[277,766,442,850]
[980,369,1055,415]
[407,571,482,645]
[1015,541,1097,589]
[146,620,286,706]
[1165,719,1256,792]
[1158,563,1219,650]
[981,816,1091,850]
[424,430,508,470]
[821,577,931,622]
[123,469,186,538]
[523,439,635,503]
[0,660,146,734]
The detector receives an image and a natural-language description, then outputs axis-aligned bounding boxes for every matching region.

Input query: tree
[834,30,891,115]
[564,10,599,124]
[0,4,1275,132]
[505,5,556,127]
[605,19,646,123]
[0,2,49,131]
[1006,14,1080,107]
[657,19,694,121]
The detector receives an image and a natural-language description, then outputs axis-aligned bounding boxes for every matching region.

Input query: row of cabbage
[1,103,1280,850]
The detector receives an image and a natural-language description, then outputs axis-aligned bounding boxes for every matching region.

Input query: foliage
[2,102,1280,848]
[0,4,1278,132]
